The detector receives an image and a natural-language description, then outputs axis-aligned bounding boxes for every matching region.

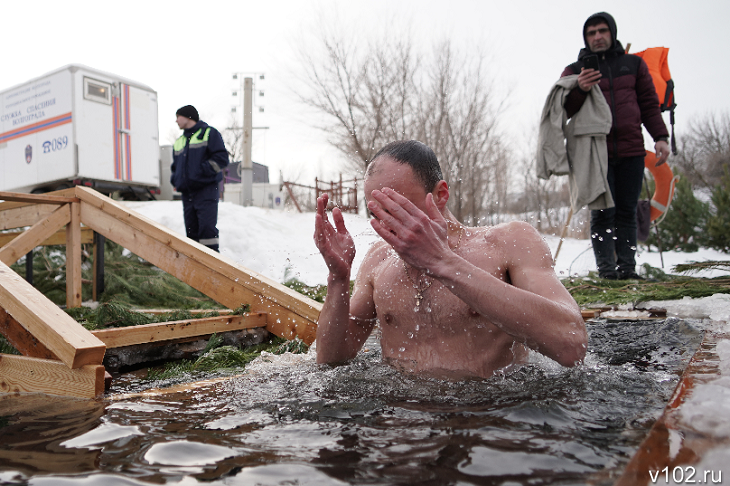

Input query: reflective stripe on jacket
[170,121,229,192]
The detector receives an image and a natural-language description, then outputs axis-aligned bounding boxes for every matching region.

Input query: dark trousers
[590,155,645,278]
[182,184,220,252]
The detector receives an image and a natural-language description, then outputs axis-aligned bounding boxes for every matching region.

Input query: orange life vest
[634,47,677,154]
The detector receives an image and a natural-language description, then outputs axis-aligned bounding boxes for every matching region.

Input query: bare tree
[166,127,180,145]
[294,20,418,174]
[413,42,508,224]
[672,111,730,190]
[294,19,510,225]
[221,112,245,165]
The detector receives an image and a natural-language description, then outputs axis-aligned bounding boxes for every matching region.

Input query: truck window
[83,77,112,104]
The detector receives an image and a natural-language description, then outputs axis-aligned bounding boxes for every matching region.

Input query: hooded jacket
[561,12,668,159]
[171,121,230,193]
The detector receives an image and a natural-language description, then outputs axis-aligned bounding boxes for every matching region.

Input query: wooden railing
[0,188,321,398]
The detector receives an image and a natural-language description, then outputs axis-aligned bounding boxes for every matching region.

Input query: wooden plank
[133,308,234,315]
[102,327,270,371]
[76,187,318,317]
[0,227,93,247]
[81,202,318,344]
[0,259,106,368]
[0,307,59,360]
[66,202,82,308]
[0,191,79,205]
[92,313,268,348]
[0,203,58,231]
[75,186,321,344]
[0,354,105,398]
[0,205,71,265]
[0,200,37,211]
[111,374,244,400]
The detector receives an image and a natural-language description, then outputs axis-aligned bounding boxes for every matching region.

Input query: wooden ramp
[0,187,322,398]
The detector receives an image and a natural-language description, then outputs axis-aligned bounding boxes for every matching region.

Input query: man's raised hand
[314,194,355,279]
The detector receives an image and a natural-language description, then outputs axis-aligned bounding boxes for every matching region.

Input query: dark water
[0,318,703,486]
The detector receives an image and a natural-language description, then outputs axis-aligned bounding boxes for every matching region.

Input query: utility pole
[240,77,253,207]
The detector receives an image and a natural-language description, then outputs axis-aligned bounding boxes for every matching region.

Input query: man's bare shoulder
[483,220,543,240]
[357,240,395,276]
[480,221,553,268]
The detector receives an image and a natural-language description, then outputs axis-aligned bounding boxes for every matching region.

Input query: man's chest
[369,249,508,326]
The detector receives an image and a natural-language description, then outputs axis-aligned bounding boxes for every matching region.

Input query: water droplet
[398,347,405,352]
[407,332,414,339]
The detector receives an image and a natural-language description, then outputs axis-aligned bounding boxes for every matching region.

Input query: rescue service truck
[0,64,160,198]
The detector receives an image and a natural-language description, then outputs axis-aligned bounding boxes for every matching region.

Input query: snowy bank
[123,201,729,286]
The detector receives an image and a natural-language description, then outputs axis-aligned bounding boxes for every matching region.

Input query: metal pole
[93,232,105,300]
[240,77,254,207]
[25,250,33,285]
[554,206,574,261]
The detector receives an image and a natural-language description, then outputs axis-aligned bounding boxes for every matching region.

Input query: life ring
[644,150,679,222]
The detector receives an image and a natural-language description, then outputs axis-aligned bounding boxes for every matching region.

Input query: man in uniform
[171,105,229,252]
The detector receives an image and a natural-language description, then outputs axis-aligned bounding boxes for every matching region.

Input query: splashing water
[0,318,703,485]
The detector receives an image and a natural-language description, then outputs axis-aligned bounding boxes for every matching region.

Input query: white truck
[0,64,160,199]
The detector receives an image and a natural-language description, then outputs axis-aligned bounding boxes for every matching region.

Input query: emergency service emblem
[25,145,32,164]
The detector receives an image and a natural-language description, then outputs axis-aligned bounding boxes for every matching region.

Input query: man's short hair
[368,140,443,192]
[584,16,609,36]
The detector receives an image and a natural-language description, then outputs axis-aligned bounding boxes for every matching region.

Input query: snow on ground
[123,200,730,471]
[123,200,730,286]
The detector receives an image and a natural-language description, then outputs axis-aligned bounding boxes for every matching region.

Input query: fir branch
[672,260,730,274]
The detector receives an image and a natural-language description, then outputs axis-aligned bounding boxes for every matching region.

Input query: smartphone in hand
[583,55,599,71]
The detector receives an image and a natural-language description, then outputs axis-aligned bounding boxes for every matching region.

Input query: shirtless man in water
[314,140,587,379]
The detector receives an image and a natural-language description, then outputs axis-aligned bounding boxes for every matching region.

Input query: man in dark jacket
[171,105,230,252]
[562,12,670,280]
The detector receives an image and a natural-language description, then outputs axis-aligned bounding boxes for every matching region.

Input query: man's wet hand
[314,194,355,278]
[367,189,449,272]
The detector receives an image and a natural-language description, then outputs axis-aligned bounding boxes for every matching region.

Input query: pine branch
[673,260,730,274]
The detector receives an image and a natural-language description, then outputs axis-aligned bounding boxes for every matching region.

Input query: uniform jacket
[561,12,668,159]
[537,75,614,211]
[171,121,229,193]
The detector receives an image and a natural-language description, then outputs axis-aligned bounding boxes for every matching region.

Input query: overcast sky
[3,0,727,184]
